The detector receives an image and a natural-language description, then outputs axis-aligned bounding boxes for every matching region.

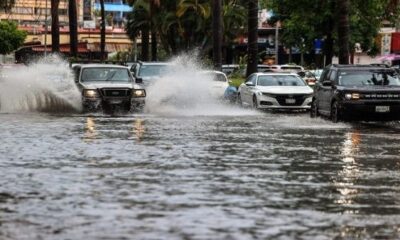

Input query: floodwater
[2,57,400,239]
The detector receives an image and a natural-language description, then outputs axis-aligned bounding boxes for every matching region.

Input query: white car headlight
[133,89,146,97]
[256,91,263,96]
[345,93,360,100]
[83,89,99,98]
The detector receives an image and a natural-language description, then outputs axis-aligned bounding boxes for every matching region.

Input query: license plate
[109,100,123,104]
[285,98,296,104]
[375,106,390,113]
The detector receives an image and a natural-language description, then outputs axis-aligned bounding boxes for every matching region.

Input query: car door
[320,69,337,114]
[244,74,257,104]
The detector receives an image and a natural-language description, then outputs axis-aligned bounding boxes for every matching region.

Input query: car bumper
[257,95,312,110]
[82,97,145,111]
[340,101,400,120]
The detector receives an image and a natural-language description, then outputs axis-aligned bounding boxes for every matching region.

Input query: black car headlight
[132,89,146,98]
[83,89,99,98]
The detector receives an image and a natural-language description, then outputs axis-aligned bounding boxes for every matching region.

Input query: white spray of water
[144,54,259,116]
[0,55,82,113]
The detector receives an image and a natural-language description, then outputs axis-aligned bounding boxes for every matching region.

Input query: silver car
[238,73,313,110]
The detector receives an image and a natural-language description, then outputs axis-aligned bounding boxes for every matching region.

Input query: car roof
[329,64,391,70]
[139,61,172,66]
[252,72,299,77]
[80,64,129,69]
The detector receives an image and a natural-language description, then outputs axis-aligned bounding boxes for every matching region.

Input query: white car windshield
[339,71,400,86]
[202,73,227,82]
[81,68,131,82]
[257,75,306,86]
[138,65,170,77]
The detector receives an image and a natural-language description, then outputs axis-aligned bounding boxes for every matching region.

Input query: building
[0,0,134,62]
[93,0,132,28]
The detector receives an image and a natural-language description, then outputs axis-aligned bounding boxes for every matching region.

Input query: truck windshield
[339,71,400,86]
[81,68,131,82]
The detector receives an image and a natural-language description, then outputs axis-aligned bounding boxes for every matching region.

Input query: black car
[310,64,400,122]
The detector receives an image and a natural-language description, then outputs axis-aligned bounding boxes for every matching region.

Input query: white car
[199,70,230,98]
[238,73,313,110]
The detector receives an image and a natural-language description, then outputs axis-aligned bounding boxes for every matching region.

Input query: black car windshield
[81,68,131,82]
[138,65,170,77]
[257,75,307,86]
[339,71,400,86]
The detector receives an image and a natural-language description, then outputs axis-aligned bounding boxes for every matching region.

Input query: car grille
[102,89,130,97]
[360,92,400,100]
[271,94,309,106]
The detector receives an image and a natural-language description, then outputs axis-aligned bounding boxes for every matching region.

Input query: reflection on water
[335,131,361,211]
[133,118,146,142]
[84,117,97,142]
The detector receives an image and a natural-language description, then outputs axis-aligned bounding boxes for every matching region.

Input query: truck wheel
[331,101,341,123]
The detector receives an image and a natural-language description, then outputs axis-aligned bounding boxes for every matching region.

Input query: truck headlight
[345,93,360,100]
[133,89,146,97]
[83,89,99,98]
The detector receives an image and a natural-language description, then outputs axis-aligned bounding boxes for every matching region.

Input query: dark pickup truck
[72,64,146,112]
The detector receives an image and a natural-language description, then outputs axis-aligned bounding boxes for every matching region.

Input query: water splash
[144,53,258,116]
[0,55,82,113]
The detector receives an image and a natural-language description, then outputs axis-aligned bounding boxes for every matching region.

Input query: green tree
[0,21,27,55]
[126,0,247,60]
[268,0,400,65]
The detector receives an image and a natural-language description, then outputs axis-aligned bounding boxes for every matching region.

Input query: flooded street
[2,111,400,239]
[2,57,400,239]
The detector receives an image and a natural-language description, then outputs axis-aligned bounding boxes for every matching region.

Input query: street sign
[314,39,323,54]
[83,20,96,29]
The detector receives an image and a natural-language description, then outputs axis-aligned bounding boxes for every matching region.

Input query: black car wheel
[310,100,319,118]
[253,95,258,109]
[331,101,341,123]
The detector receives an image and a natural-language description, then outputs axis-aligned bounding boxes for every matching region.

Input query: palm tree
[337,0,349,64]
[51,0,60,52]
[100,0,106,61]
[212,0,222,70]
[246,0,258,77]
[68,0,78,58]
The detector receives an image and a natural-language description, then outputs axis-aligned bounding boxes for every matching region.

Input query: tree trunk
[100,0,106,61]
[337,0,350,64]
[151,31,157,61]
[141,27,149,61]
[212,0,222,71]
[246,0,258,77]
[68,0,78,58]
[51,0,60,52]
